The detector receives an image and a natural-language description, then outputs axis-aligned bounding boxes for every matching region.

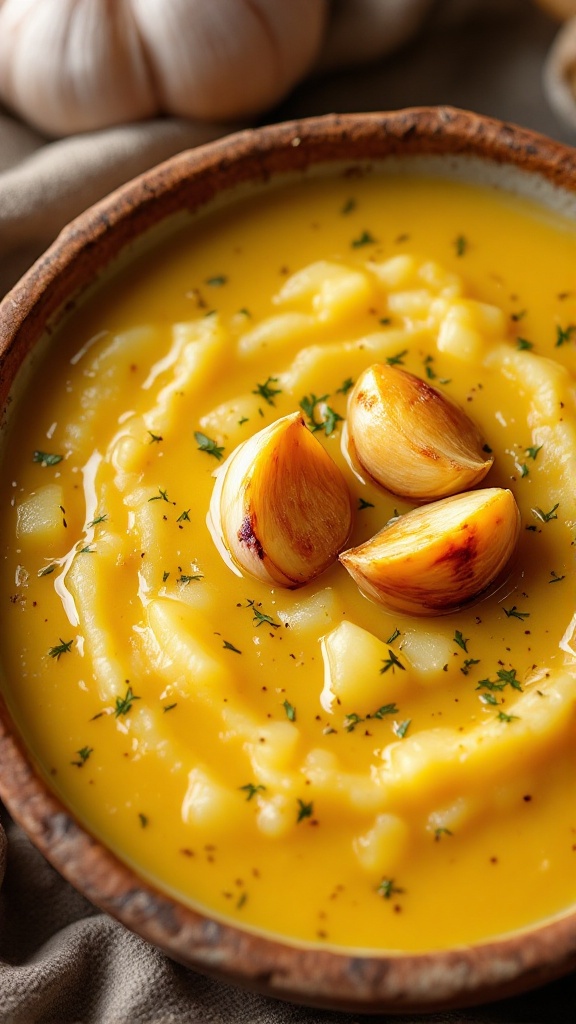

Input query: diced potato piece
[401,629,453,683]
[277,587,342,635]
[199,394,264,446]
[418,260,462,298]
[275,260,373,322]
[16,483,66,546]
[181,765,242,830]
[426,797,472,837]
[353,813,408,878]
[437,300,505,362]
[387,288,433,319]
[368,254,417,290]
[143,316,227,436]
[256,793,293,838]
[237,312,316,358]
[146,598,233,702]
[320,620,408,715]
[245,721,300,777]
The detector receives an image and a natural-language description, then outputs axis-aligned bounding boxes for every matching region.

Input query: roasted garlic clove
[339,487,520,616]
[346,363,493,499]
[209,412,353,587]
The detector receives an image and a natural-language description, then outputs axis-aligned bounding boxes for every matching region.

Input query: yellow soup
[2,174,576,953]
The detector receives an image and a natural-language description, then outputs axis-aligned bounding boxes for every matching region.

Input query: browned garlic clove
[209,412,353,587]
[345,363,493,500]
[339,487,520,616]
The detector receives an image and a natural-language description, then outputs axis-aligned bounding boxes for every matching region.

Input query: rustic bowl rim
[1,106,576,1015]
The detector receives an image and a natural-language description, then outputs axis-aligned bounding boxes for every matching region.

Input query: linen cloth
[2,1,576,1021]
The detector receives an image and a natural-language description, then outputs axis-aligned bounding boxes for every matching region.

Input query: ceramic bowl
[1,107,576,1015]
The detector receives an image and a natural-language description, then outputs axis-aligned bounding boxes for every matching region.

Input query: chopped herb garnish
[236,892,248,910]
[114,685,140,717]
[177,509,191,522]
[453,630,469,652]
[343,712,364,733]
[162,571,170,582]
[460,658,480,676]
[386,628,401,645]
[38,564,56,577]
[358,497,375,510]
[476,669,522,692]
[148,431,163,443]
[497,710,520,723]
[138,813,149,828]
[341,198,356,215]
[245,599,280,629]
[195,431,225,460]
[223,640,242,654]
[351,229,377,248]
[239,783,265,801]
[386,349,408,366]
[282,699,296,722]
[379,317,391,325]
[372,703,399,719]
[555,324,576,347]
[516,337,533,351]
[252,377,281,406]
[163,703,177,712]
[300,392,328,426]
[511,310,526,322]
[434,827,453,841]
[393,719,411,738]
[238,416,249,426]
[296,798,313,823]
[78,545,94,554]
[525,445,542,461]
[71,746,93,767]
[48,638,73,660]
[532,503,559,523]
[479,692,499,706]
[320,406,344,436]
[454,235,467,257]
[178,574,203,584]
[377,877,404,899]
[549,570,566,583]
[33,450,63,466]
[205,275,228,287]
[88,514,107,527]
[336,377,354,395]
[380,649,405,674]
[503,605,530,621]
[148,488,171,503]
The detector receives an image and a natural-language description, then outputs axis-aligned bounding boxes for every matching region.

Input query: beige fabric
[1,0,576,1020]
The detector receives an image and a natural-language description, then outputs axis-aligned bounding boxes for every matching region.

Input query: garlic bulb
[339,487,520,616]
[0,0,328,136]
[209,412,353,588]
[346,364,493,500]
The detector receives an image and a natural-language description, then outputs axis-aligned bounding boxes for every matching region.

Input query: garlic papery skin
[209,412,353,588]
[339,487,520,617]
[346,364,493,500]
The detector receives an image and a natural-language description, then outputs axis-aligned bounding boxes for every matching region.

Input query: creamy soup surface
[2,174,576,952]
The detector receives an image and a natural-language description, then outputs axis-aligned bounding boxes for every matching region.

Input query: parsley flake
[296,798,314,823]
[223,640,242,654]
[245,599,280,629]
[393,719,411,738]
[336,377,354,395]
[377,877,404,899]
[516,337,533,351]
[532,503,559,523]
[71,746,93,767]
[195,431,225,460]
[453,630,469,652]
[33,450,63,466]
[555,324,576,347]
[386,349,409,366]
[282,699,296,722]
[358,497,375,510]
[48,638,73,660]
[380,649,405,674]
[239,783,266,801]
[351,230,377,248]
[114,685,140,717]
[503,605,530,621]
[252,377,281,406]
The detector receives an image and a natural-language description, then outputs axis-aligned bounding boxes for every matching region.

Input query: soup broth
[1,174,576,952]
